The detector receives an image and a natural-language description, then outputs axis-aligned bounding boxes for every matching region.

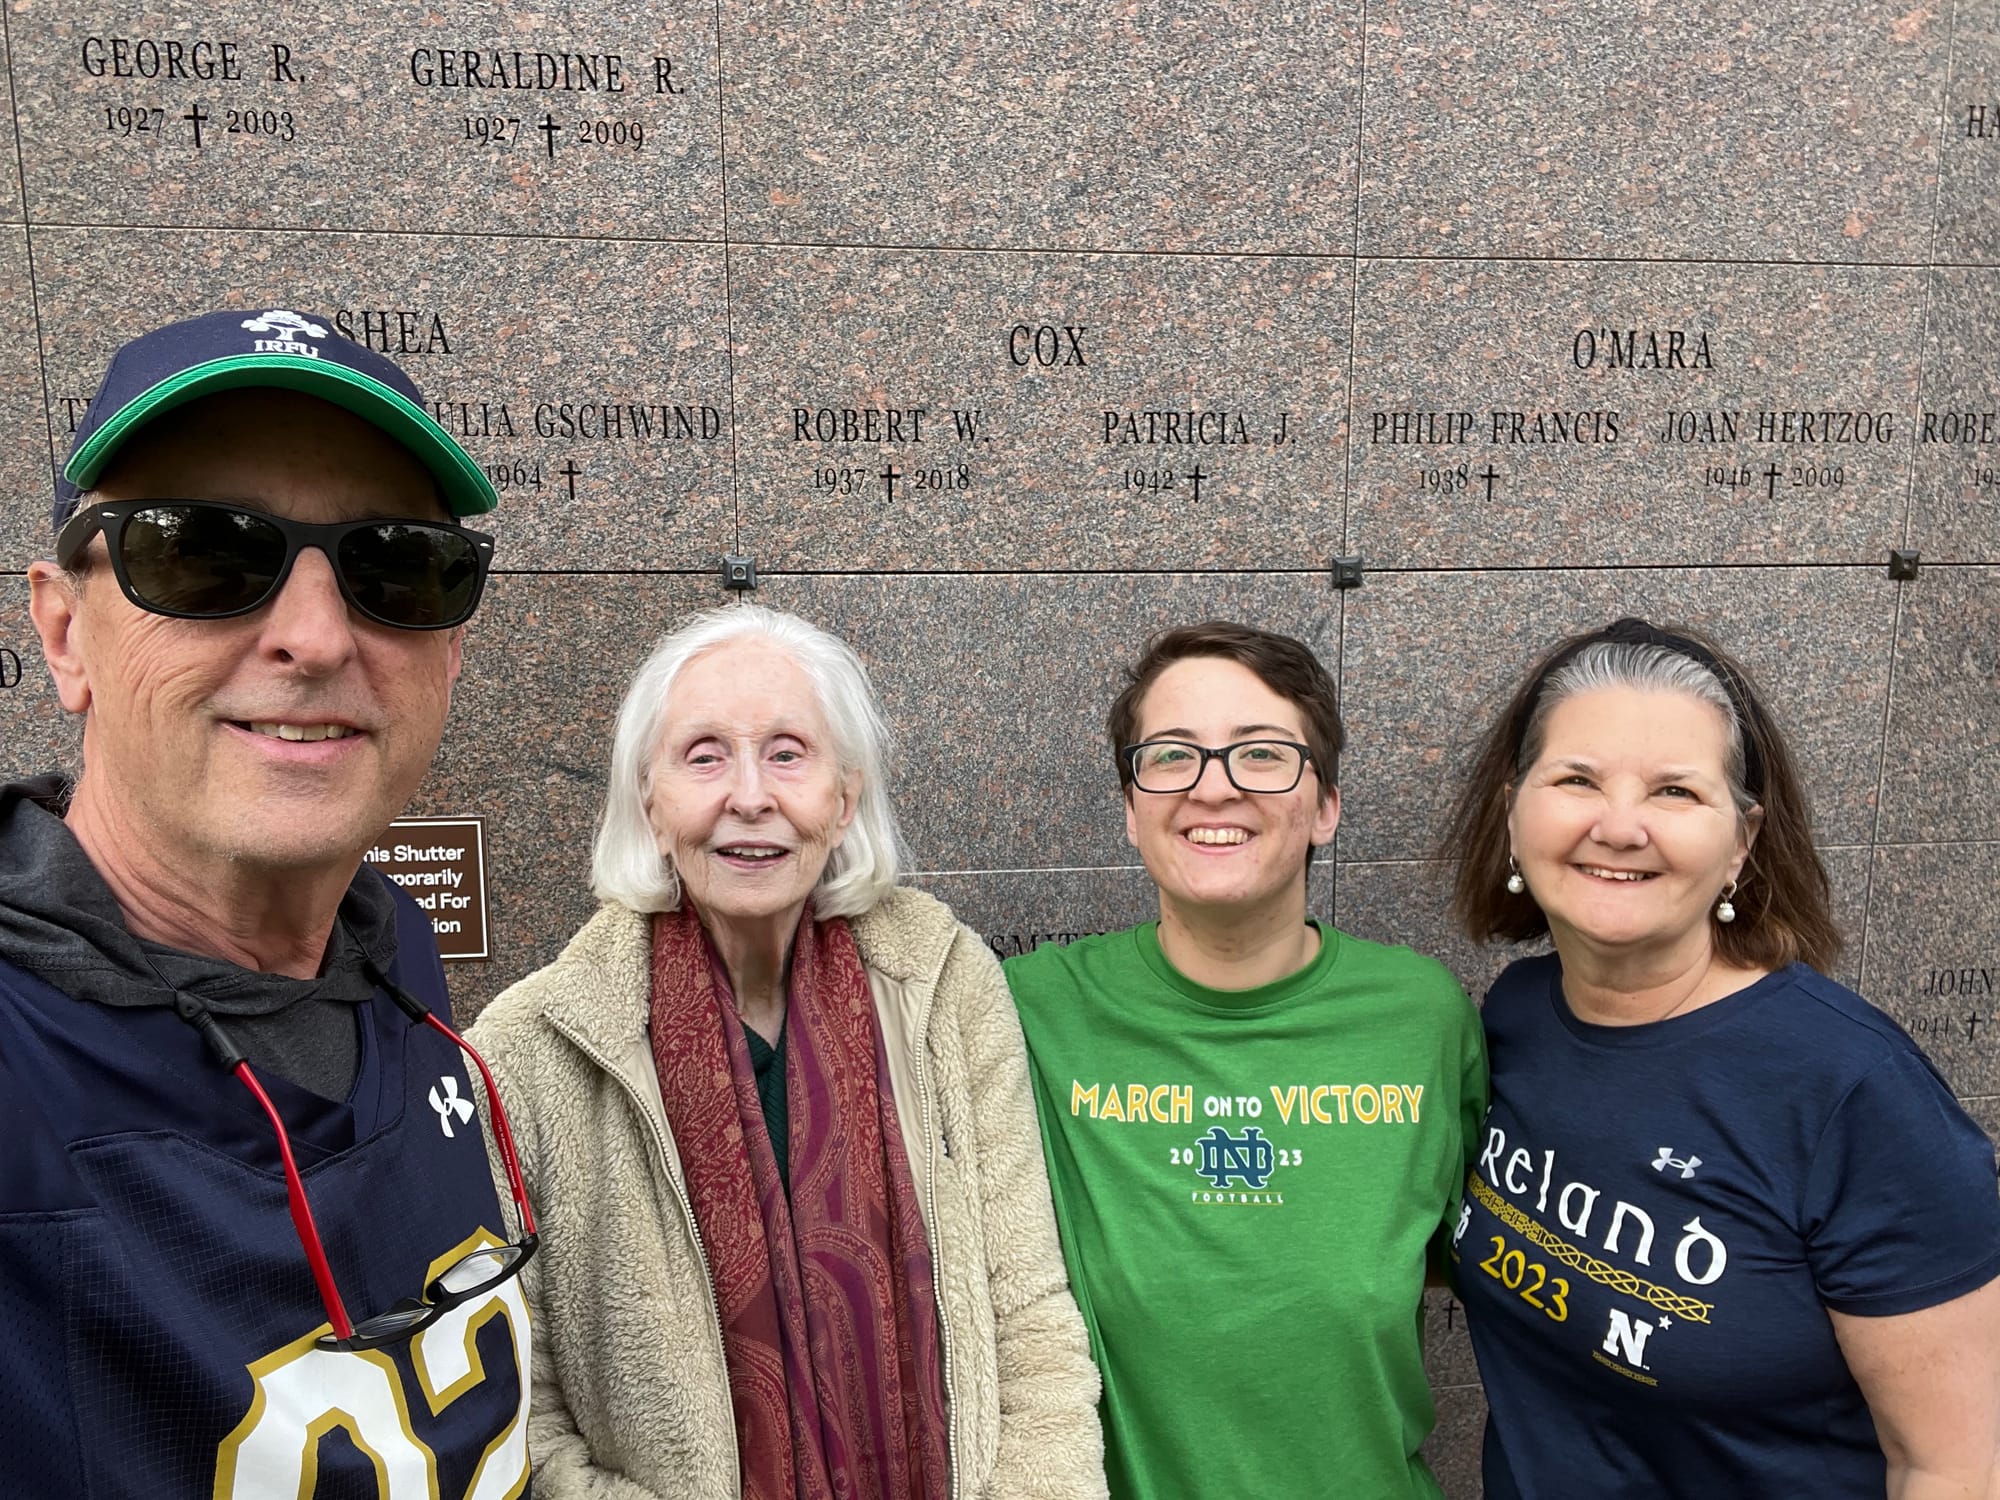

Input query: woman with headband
[1442,617,2000,1499]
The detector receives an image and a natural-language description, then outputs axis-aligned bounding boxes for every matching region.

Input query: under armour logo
[1651,1146,1700,1179]
[430,1074,475,1138]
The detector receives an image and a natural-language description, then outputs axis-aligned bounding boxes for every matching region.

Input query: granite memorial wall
[0,3,1994,1492]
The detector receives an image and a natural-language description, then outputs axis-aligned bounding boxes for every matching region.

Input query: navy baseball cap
[53,307,498,529]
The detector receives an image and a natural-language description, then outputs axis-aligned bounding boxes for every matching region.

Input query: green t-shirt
[1006,921,1488,1500]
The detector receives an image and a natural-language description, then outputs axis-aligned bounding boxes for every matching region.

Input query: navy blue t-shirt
[0,886,531,1500]
[1455,954,2000,1499]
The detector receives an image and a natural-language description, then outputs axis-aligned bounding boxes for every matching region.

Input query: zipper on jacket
[910,1040,962,1500]
[548,1015,740,1467]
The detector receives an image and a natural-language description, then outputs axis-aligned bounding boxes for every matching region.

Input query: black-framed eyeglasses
[1122,738,1315,794]
[173,966,538,1353]
[56,499,493,631]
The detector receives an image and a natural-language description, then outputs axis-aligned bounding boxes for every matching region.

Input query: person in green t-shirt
[1006,620,1488,1500]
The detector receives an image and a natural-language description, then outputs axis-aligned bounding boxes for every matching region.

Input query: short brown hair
[1446,617,1840,973]
[1107,621,1344,804]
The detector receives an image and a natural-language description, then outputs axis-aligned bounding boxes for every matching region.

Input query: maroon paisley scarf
[648,902,950,1500]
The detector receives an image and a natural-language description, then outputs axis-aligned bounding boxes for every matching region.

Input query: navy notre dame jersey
[0,887,531,1499]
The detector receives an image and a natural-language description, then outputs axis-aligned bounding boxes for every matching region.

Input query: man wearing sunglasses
[0,310,535,1498]
[1004,621,1487,1500]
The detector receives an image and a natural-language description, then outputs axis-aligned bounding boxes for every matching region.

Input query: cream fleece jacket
[467,887,1107,1500]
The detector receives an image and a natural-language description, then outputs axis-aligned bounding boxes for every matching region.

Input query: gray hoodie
[0,773,404,1098]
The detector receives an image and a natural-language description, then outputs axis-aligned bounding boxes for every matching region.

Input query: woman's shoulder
[1325,926,1485,1029]
[850,884,989,984]
[468,901,651,1045]
[1758,962,1940,1075]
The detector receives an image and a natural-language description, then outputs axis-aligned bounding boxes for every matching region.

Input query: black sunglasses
[56,499,494,631]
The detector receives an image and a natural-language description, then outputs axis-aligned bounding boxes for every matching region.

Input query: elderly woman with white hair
[468,605,1106,1500]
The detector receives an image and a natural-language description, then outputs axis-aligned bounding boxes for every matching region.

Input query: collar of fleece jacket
[534,885,971,1045]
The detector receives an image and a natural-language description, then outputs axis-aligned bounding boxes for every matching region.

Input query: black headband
[1521,617,1766,799]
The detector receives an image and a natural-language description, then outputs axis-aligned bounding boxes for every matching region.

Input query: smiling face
[1124,655,1340,920]
[644,638,859,933]
[32,389,464,883]
[1509,685,1756,965]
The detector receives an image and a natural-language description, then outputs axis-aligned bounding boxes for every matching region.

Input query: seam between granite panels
[724,561,1971,579]
[689,242,2000,271]
[910,865,1148,877]
[486,568,727,579]
[1898,0,1961,557]
[0,4,22,222]
[1332,843,1886,870]
[1929,0,1964,285]
[1855,577,1911,989]
[710,0,741,557]
[1338,0,1370,554]
[18,216,1997,272]
[1330,578,1352,924]
[1,0,54,497]
[20,220,735,250]
[1864,838,2000,851]
[1899,274,1937,553]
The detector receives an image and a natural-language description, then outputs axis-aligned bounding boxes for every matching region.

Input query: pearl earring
[1505,857,1526,896]
[1715,881,1738,924]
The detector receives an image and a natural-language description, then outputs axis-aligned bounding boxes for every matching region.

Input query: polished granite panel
[11,2,722,237]
[1333,849,1871,1004]
[0,22,21,221]
[0,580,73,778]
[1423,1382,1487,1500]
[1422,1287,1481,1393]
[1360,0,1945,262]
[757,572,1341,870]
[732,247,1350,570]
[1345,260,1921,567]
[31,227,734,572]
[1876,568,2000,843]
[722,1,1360,254]
[1860,842,2000,1098]
[1936,4,1999,262]
[1332,860,1545,1005]
[1912,273,2000,562]
[1337,568,1897,861]
[0,229,54,574]
[405,572,721,1020]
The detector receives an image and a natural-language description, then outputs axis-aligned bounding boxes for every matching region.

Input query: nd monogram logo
[1195,1125,1275,1189]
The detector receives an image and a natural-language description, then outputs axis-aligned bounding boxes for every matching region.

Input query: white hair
[590,603,905,917]
[1520,641,1756,817]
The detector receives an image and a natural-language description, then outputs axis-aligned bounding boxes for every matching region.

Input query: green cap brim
[63,354,498,516]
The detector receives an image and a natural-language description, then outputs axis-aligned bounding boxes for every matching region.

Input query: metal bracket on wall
[1331,556,1365,590]
[1886,549,1919,581]
[720,554,758,591]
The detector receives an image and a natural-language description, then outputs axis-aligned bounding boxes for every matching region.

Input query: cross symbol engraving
[1763,463,1782,500]
[559,459,582,503]
[1186,464,1208,503]
[1478,464,1500,502]
[880,463,903,503]
[537,112,561,160]
[183,102,211,149]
